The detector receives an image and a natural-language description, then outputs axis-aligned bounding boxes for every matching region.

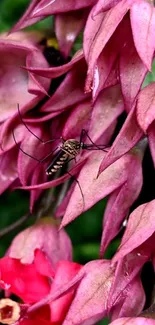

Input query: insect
[13,105,107,176]
[13,105,108,211]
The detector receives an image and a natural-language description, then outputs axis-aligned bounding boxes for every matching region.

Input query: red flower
[0,251,82,324]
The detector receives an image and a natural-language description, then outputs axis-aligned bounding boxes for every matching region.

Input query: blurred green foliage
[0,1,154,324]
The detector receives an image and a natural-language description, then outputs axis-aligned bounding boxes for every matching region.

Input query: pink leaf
[148,121,155,167]
[40,58,88,115]
[62,100,92,139]
[89,85,124,142]
[119,20,147,112]
[112,200,155,264]
[111,276,145,320]
[130,1,155,71]
[98,105,143,175]
[32,0,96,17]
[23,49,84,78]
[100,148,143,255]
[0,148,18,194]
[60,151,135,228]
[84,0,131,92]
[62,260,114,325]
[17,158,86,190]
[94,0,121,15]
[136,82,155,133]
[55,9,88,58]
[110,317,155,325]
[11,0,42,32]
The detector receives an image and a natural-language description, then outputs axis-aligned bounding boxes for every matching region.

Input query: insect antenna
[17,103,62,144]
[12,130,58,163]
[80,129,107,151]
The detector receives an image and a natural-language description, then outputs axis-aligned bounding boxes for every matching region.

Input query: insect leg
[12,130,58,163]
[80,129,107,151]
[17,104,63,144]
[66,170,85,214]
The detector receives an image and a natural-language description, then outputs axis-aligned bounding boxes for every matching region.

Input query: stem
[0,214,30,238]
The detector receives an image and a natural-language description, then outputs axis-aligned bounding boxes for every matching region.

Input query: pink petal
[112,200,155,264]
[32,0,96,17]
[9,222,72,267]
[100,148,143,255]
[84,0,131,92]
[130,1,155,71]
[62,260,114,325]
[89,85,124,142]
[136,82,155,133]
[110,317,155,325]
[119,20,147,112]
[98,105,143,175]
[60,151,135,228]
[55,9,88,58]
[23,49,84,78]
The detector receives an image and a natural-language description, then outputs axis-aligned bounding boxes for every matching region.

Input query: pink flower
[0,220,82,324]
[8,218,72,267]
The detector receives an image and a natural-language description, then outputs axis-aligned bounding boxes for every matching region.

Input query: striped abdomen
[46,150,69,175]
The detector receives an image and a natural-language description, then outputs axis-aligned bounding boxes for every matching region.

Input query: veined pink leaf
[62,260,114,325]
[136,82,155,133]
[148,121,155,168]
[60,151,135,228]
[32,0,96,17]
[112,200,155,264]
[55,9,88,58]
[100,148,143,255]
[98,105,143,175]
[119,20,147,112]
[111,277,145,320]
[94,0,121,15]
[84,0,131,92]
[62,100,92,139]
[130,0,155,71]
[89,85,124,143]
